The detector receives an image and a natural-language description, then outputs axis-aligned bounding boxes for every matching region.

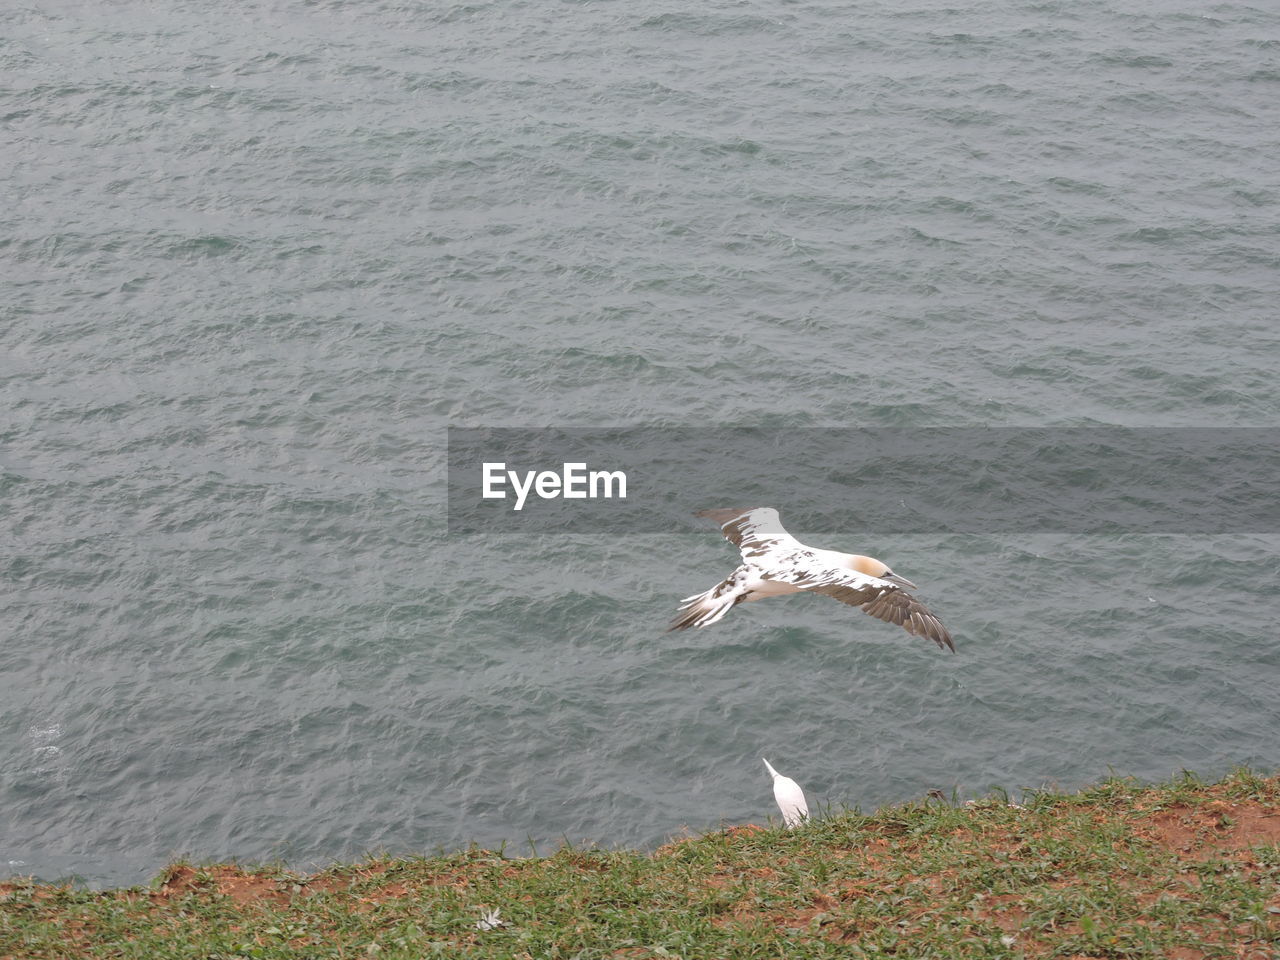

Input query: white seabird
[762,757,809,827]
[669,506,954,651]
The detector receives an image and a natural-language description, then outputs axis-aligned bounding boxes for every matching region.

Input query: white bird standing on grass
[763,758,809,827]
[669,507,954,651]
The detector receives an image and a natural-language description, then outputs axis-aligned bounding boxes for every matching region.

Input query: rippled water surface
[3,0,1279,886]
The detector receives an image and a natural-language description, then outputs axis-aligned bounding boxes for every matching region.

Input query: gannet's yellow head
[847,554,917,589]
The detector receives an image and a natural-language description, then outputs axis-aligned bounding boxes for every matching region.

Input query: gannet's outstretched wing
[758,550,956,652]
[855,588,954,651]
[694,506,801,559]
[776,562,955,651]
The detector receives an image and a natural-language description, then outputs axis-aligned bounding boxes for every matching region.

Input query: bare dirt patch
[1139,800,1280,859]
[152,865,289,906]
[974,892,1027,933]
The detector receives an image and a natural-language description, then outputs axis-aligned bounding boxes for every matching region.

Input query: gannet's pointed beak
[884,572,917,590]
[762,758,780,779]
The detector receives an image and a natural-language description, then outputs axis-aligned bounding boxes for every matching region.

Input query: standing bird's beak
[883,572,917,590]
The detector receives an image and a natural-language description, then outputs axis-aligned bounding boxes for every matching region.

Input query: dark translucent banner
[446,427,1280,534]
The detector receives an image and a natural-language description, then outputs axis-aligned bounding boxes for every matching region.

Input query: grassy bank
[3,770,1278,959]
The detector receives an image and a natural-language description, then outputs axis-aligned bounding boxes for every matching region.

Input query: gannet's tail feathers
[667,584,742,631]
[667,567,754,631]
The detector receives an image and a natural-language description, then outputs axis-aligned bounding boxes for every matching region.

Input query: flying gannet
[762,757,809,828]
[669,507,954,651]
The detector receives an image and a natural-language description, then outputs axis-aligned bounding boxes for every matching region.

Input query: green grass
[3,769,1279,959]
